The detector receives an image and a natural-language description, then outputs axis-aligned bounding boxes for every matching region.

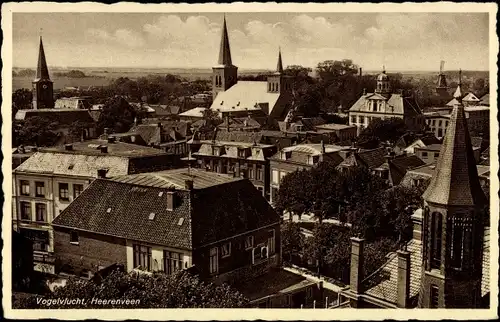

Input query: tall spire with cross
[36,35,50,80]
[32,32,54,109]
[217,14,233,66]
[276,47,284,74]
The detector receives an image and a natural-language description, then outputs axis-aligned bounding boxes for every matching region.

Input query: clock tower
[32,36,54,109]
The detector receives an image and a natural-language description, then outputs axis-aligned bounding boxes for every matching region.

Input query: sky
[12,12,490,71]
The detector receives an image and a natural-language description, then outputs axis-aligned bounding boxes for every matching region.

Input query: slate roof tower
[32,36,54,109]
[212,15,238,99]
[419,70,487,308]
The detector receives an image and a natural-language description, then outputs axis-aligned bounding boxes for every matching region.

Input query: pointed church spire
[453,69,463,100]
[276,47,284,74]
[422,80,486,206]
[36,36,50,80]
[217,15,233,66]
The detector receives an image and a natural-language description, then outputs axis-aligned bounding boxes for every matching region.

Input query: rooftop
[281,144,351,156]
[110,168,241,190]
[43,139,166,157]
[315,123,357,131]
[179,107,206,118]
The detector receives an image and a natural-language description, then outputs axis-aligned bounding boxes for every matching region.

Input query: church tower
[419,71,487,308]
[375,66,391,97]
[267,48,292,94]
[32,36,54,109]
[212,15,238,99]
[436,60,449,96]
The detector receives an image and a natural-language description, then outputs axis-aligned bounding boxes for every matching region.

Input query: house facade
[12,139,179,274]
[348,69,425,135]
[52,169,281,285]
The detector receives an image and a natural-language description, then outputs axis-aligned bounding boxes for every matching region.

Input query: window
[209,247,218,274]
[133,244,152,271]
[20,201,31,220]
[307,287,313,299]
[435,153,440,158]
[430,285,439,308]
[450,217,470,270]
[20,228,49,252]
[256,166,263,181]
[35,182,45,197]
[359,116,365,124]
[280,171,287,183]
[421,152,428,158]
[430,212,443,269]
[221,242,231,258]
[372,101,377,111]
[272,170,279,184]
[351,116,356,124]
[257,186,264,196]
[164,251,183,275]
[245,236,254,250]
[70,231,79,244]
[437,129,443,138]
[73,184,84,199]
[268,229,275,255]
[59,183,69,201]
[35,203,46,222]
[20,180,30,196]
[309,155,320,165]
[248,167,255,179]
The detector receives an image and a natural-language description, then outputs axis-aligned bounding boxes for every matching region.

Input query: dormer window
[281,151,292,160]
[238,147,249,159]
[308,155,320,165]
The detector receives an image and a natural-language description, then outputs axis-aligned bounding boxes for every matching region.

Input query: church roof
[276,49,284,74]
[422,89,487,207]
[35,36,51,81]
[209,81,280,115]
[436,73,447,88]
[217,16,234,67]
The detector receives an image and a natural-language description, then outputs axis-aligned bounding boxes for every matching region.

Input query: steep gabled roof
[422,96,487,206]
[356,147,386,169]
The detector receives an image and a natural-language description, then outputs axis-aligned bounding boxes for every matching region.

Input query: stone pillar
[349,237,365,294]
[397,249,411,308]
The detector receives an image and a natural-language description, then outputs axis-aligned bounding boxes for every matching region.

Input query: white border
[2,2,499,320]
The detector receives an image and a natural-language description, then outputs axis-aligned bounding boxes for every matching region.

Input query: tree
[97,96,137,134]
[198,108,222,134]
[281,222,304,263]
[12,88,33,116]
[358,117,409,144]
[68,120,94,143]
[14,117,60,147]
[13,269,249,309]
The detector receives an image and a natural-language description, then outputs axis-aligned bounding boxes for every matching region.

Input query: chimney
[349,237,365,294]
[107,137,116,144]
[396,249,411,308]
[166,191,175,211]
[65,144,73,151]
[363,88,366,95]
[100,145,108,153]
[411,208,423,241]
[185,179,194,190]
[321,140,326,154]
[359,67,362,77]
[97,169,107,178]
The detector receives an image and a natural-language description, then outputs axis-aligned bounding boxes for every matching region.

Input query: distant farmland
[12,67,268,91]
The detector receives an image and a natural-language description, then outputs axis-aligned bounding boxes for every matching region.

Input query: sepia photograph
[2,2,498,320]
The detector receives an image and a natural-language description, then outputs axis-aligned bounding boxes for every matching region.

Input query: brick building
[12,139,179,273]
[52,168,280,285]
[340,81,490,308]
[189,131,277,199]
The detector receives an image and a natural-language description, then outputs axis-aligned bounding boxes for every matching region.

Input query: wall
[128,154,181,174]
[125,239,192,273]
[194,222,281,284]
[54,227,127,275]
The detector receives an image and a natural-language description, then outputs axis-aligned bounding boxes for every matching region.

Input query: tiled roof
[401,163,490,187]
[362,228,491,305]
[356,147,386,169]
[281,144,351,156]
[479,93,490,106]
[54,98,92,109]
[179,107,206,118]
[218,116,263,130]
[388,155,426,185]
[111,168,239,190]
[194,141,275,161]
[52,179,193,249]
[315,123,356,131]
[15,109,95,124]
[53,170,279,250]
[129,124,161,145]
[349,93,422,117]
[363,240,422,304]
[463,92,480,102]
[43,139,166,157]
[209,81,281,116]
[14,152,130,177]
[215,131,264,144]
[422,105,487,207]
